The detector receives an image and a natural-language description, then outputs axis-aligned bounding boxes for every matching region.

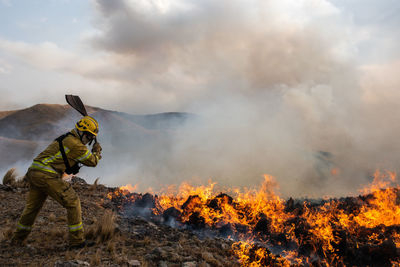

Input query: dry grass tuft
[2,168,28,188]
[202,251,222,266]
[89,177,100,192]
[15,175,28,188]
[86,210,116,243]
[107,240,116,253]
[3,168,17,186]
[140,261,152,267]
[85,218,97,240]
[116,253,128,265]
[97,210,115,242]
[74,249,83,260]
[65,250,73,261]
[2,227,14,241]
[48,213,56,222]
[85,226,95,240]
[90,249,101,266]
[49,228,64,239]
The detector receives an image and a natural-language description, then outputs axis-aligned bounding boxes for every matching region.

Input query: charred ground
[0,176,237,267]
[106,185,400,266]
[1,170,400,266]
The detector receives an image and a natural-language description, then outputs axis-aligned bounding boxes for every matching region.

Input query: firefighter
[11,116,102,248]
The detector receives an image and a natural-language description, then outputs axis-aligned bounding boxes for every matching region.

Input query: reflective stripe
[30,161,58,174]
[76,150,92,162]
[17,222,32,231]
[69,222,83,232]
[42,147,70,164]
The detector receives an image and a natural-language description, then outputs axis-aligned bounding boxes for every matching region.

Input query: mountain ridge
[0,103,193,141]
[0,103,193,172]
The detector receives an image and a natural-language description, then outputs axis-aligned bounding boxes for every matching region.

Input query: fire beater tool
[65,94,98,144]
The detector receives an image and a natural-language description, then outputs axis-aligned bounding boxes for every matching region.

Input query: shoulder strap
[55,133,74,171]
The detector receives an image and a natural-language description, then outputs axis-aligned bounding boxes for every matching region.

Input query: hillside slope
[0,110,17,120]
[0,136,47,170]
[0,104,192,172]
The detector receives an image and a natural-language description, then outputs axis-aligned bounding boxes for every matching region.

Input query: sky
[0,0,399,113]
[1,0,400,196]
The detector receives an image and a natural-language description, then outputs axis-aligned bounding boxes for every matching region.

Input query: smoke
[83,0,382,197]
[2,0,400,198]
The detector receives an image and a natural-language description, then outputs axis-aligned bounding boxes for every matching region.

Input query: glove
[92,142,102,160]
[92,143,103,159]
[92,142,102,153]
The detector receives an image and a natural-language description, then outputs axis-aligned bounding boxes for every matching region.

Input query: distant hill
[117,112,192,130]
[0,104,193,141]
[0,104,78,141]
[0,110,17,120]
[0,104,193,171]
[0,136,45,169]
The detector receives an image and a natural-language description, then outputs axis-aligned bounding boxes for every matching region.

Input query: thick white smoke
[3,0,400,198]
[78,0,400,198]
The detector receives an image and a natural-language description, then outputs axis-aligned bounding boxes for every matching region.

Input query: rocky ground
[0,175,238,267]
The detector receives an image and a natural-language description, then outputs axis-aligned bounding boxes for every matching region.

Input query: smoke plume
[3,0,400,198]
[75,0,400,198]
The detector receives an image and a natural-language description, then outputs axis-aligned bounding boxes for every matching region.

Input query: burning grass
[0,175,236,266]
[2,169,400,266]
[106,171,400,266]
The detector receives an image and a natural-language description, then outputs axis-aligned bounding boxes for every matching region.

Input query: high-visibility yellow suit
[12,126,101,246]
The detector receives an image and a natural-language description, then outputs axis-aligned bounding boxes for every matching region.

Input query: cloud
[85,0,356,107]
[0,38,126,80]
[0,0,365,112]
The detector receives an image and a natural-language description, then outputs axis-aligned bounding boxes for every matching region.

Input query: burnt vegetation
[2,169,400,266]
[0,172,237,267]
[104,181,400,266]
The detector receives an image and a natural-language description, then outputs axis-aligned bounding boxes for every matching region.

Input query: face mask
[86,133,95,146]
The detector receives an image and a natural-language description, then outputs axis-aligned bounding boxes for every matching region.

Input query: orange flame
[106,170,400,265]
[120,184,137,193]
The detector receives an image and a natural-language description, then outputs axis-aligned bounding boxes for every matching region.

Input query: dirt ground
[0,177,238,267]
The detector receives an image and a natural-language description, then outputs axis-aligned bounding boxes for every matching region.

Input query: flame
[232,241,291,267]
[354,170,400,228]
[331,168,339,176]
[107,183,138,198]
[120,184,137,193]
[106,170,400,265]
[394,233,400,248]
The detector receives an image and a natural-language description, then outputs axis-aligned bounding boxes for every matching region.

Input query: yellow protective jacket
[29,129,100,177]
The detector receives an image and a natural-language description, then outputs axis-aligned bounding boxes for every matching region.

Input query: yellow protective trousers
[12,169,84,246]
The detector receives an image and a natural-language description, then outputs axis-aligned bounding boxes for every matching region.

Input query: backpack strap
[55,133,79,175]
